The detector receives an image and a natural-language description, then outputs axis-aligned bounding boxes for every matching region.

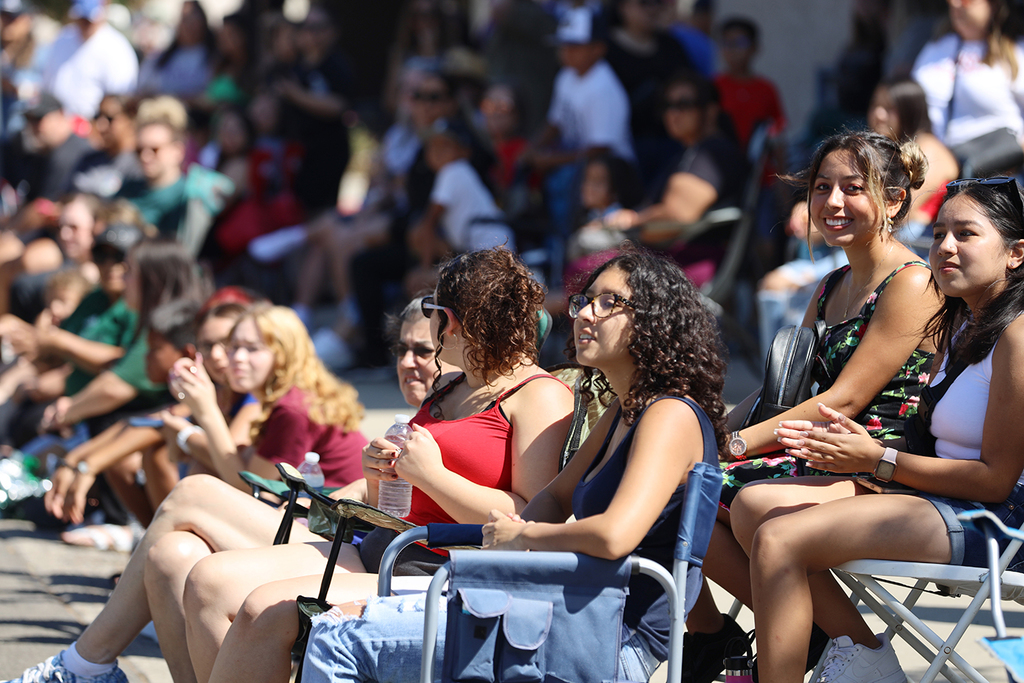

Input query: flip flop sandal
[60,523,135,552]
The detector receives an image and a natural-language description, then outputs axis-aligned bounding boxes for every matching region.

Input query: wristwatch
[728,431,748,460]
[874,447,898,482]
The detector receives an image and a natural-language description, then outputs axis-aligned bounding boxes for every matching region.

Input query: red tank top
[405,373,569,525]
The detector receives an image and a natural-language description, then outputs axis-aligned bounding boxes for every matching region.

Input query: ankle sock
[63,642,116,678]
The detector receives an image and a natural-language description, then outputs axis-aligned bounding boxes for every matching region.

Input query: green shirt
[112,330,171,411]
[117,177,187,238]
[62,292,138,396]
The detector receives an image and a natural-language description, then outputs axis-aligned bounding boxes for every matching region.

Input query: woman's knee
[146,531,210,586]
[236,583,299,639]
[183,551,238,616]
[730,483,777,549]
[157,474,226,520]
[749,516,807,571]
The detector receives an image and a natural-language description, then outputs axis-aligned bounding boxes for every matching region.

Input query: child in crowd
[713,17,785,149]
[407,118,514,276]
[0,268,93,404]
[568,154,643,261]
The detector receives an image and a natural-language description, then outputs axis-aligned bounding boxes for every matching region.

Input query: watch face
[875,460,897,482]
[729,436,746,457]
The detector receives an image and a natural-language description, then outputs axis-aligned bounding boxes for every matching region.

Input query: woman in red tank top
[180,248,575,683]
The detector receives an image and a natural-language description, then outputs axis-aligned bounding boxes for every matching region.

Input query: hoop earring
[440,333,456,351]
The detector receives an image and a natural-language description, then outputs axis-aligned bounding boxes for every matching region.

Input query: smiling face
[809,150,887,248]
[197,314,236,386]
[226,317,276,395]
[930,194,1024,311]
[573,267,635,376]
[394,317,437,407]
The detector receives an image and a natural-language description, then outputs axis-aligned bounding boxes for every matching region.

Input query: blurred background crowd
[0,0,1023,530]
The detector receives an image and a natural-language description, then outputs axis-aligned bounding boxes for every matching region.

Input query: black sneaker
[682,613,749,683]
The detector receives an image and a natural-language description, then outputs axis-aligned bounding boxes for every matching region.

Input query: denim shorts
[919,482,1024,571]
[302,594,663,683]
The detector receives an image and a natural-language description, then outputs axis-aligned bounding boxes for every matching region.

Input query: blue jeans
[920,482,1024,571]
[302,594,662,683]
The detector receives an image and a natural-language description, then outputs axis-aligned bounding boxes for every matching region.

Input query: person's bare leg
[71,475,318,665]
[743,492,950,683]
[104,451,153,526]
[294,247,328,309]
[206,572,381,683]
[184,541,366,683]
[140,444,179,512]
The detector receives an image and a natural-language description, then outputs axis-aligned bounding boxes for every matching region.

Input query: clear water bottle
[297,452,325,491]
[378,414,413,517]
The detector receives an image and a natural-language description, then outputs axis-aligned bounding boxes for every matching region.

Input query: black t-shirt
[605,32,693,139]
[18,134,95,202]
[285,51,356,210]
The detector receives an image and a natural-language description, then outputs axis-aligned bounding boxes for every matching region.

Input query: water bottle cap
[304,452,320,463]
[394,414,411,424]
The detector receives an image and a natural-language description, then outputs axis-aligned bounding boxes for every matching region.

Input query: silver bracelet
[176,424,204,455]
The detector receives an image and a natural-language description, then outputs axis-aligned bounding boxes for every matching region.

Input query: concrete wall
[714,0,854,144]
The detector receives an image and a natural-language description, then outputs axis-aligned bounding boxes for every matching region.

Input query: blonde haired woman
[168,303,365,490]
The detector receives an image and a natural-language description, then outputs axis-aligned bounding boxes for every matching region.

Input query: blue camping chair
[374,439,723,683]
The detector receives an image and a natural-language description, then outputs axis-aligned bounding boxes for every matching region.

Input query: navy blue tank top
[571,396,718,661]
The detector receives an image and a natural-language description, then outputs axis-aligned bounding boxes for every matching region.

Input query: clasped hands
[775,402,886,473]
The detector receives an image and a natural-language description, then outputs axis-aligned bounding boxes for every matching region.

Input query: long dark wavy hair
[566,246,728,453]
[927,181,1024,366]
[432,248,545,389]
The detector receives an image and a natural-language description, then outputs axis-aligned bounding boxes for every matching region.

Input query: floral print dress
[721,261,934,503]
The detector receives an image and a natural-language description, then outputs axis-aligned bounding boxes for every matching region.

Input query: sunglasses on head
[946,176,1024,225]
[420,295,459,321]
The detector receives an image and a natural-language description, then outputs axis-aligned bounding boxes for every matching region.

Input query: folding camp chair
[370,427,723,683]
[832,513,1024,683]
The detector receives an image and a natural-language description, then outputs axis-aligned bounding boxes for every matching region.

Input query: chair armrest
[377,525,484,597]
[238,470,290,499]
[638,207,742,247]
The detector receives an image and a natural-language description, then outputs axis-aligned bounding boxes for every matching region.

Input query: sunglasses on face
[413,90,449,103]
[946,176,1024,226]
[92,248,125,265]
[420,295,459,321]
[390,342,435,359]
[568,292,635,319]
[664,98,700,112]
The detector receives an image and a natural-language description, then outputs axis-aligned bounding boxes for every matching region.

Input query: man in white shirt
[523,5,635,172]
[42,0,138,120]
[521,5,634,234]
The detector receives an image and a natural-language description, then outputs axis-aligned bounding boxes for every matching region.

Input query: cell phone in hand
[855,476,918,495]
[128,416,164,429]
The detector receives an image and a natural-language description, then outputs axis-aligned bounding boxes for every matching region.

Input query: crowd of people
[2,1,1024,683]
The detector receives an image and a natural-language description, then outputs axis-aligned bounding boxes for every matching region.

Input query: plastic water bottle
[378,414,413,517]
[297,452,325,491]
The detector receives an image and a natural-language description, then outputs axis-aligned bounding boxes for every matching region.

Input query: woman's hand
[776,403,883,473]
[361,437,401,482]
[40,396,73,434]
[483,509,530,550]
[168,355,218,422]
[393,423,445,488]
[603,208,639,230]
[63,469,96,524]
[44,465,75,518]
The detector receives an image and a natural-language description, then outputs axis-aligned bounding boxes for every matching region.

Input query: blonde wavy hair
[243,305,364,442]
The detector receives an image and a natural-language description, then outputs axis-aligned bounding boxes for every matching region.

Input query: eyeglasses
[413,90,449,103]
[196,339,227,357]
[421,295,459,320]
[664,98,700,111]
[390,342,435,359]
[92,247,125,265]
[568,292,635,319]
[946,176,1024,226]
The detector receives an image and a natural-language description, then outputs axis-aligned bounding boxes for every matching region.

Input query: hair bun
[899,139,929,191]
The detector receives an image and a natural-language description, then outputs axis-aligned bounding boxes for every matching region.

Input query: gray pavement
[1,371,1021,683]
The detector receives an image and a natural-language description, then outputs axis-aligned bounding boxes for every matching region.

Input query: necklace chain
[843,243,896,319]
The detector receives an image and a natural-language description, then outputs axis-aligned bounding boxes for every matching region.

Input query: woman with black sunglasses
[731,177,1024,683]
[176,247,573,683]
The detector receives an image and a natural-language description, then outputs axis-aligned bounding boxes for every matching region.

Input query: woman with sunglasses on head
[730,177,1024,683]
[175,247,573,683]
[682,130,945,683]
[292,245,728,683]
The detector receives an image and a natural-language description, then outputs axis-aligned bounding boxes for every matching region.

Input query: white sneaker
[818,634,906,683]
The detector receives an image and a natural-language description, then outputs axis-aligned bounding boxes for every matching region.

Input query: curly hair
[566,246,728,453]
[243,305,364,443]
[433,248,545,385]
